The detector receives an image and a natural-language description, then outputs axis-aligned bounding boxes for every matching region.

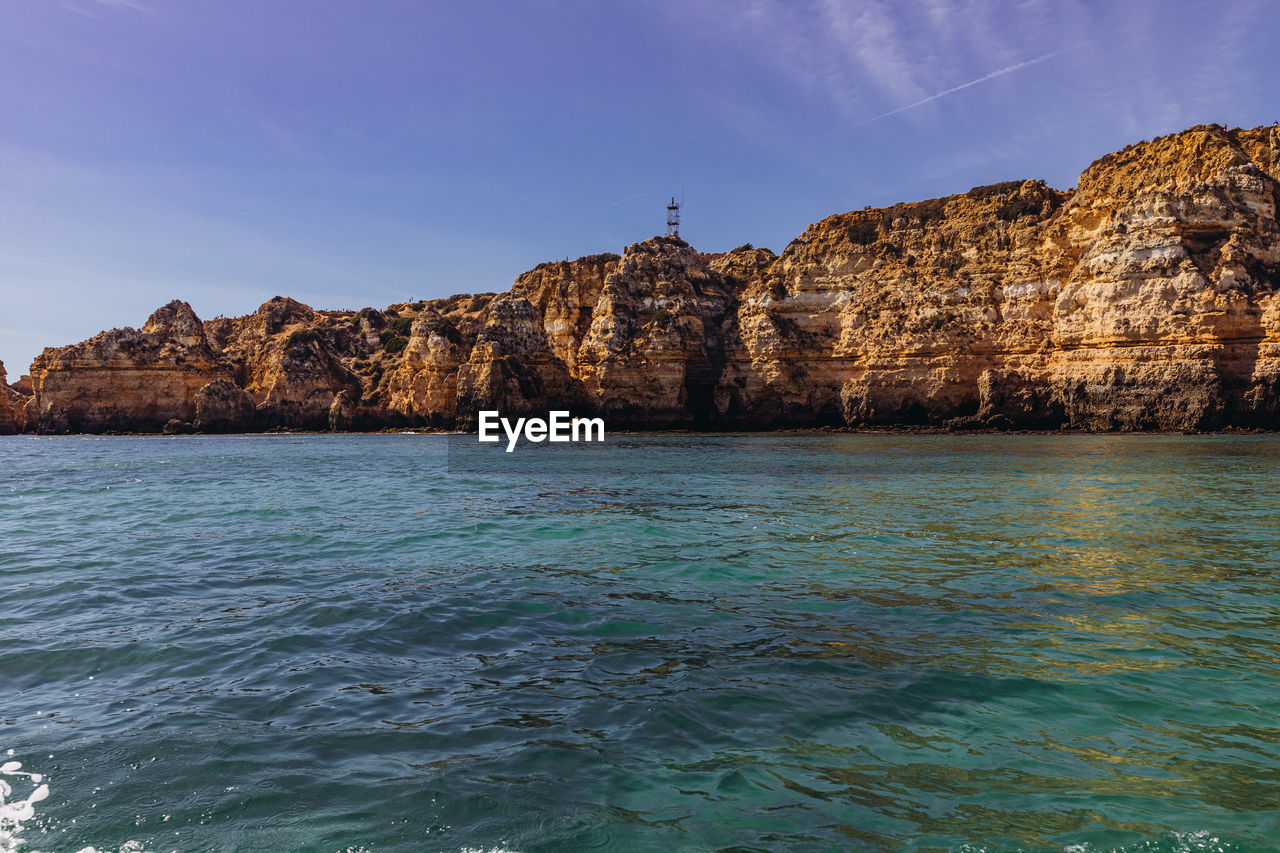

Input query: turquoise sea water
[2,434,1279,852]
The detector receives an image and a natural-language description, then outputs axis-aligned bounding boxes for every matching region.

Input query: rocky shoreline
[4,122,1279,436]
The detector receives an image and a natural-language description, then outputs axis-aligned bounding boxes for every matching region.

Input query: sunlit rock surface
[19,123,1280,433]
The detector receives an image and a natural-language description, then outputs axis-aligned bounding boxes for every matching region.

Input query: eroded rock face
[29,301,231,433]
[718,181,1068,426]
[574,239,738,426]
[454,293,575,428]
[1042,125,1280,429]
[14,123,1280,433]
[0,360,31,434]
[383,315,470,427]
[445,241,741,427]
[246,330,363,429]
[206,297,357,429]
[194,380,256,433]
[715,125,1280,430]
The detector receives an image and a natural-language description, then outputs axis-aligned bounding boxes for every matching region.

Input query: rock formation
[0,360,31,434]
[15,122,1280,433]
[28,301,231,433]
[194,380,256,433]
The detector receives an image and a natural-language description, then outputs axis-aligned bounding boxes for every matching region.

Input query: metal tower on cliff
[665,196,681,238]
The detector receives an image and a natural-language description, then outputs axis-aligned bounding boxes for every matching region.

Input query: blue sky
[1,0,1276,376]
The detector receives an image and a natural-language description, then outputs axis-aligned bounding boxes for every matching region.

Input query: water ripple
[2,434,1279,851]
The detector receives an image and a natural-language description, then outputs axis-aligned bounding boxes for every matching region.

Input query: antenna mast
[665,196,681,238]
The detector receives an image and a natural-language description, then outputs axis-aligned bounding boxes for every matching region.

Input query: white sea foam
[1,751,154,853]
[1,753,49,853]
[5,752,523,853]
[960,831,1233,853]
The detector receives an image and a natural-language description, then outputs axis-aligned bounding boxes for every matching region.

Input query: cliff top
[18,120,1280,380]
[1078,123,1280,198]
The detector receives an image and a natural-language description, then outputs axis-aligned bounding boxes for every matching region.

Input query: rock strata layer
[15,123,1280,433]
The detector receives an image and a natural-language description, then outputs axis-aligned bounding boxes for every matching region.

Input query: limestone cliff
[29,301,231,433]
[0,360,30,434]
[1044,125,1280,429]
[720,123,1280,430]
[449,241,739,428]
[17,122,1280,433]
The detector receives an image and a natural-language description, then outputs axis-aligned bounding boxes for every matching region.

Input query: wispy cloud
[253,113,310,157]
[90,0,152,12]
[672,0,1101,188]
[680,0,1088,129]
[813,0,930,106]
[62,0,153,20]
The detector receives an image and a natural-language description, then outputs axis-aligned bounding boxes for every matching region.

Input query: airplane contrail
[818,42,1088,140]
[715,41,1086,174]
[567,191,649,223]
[608,192,648,208]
